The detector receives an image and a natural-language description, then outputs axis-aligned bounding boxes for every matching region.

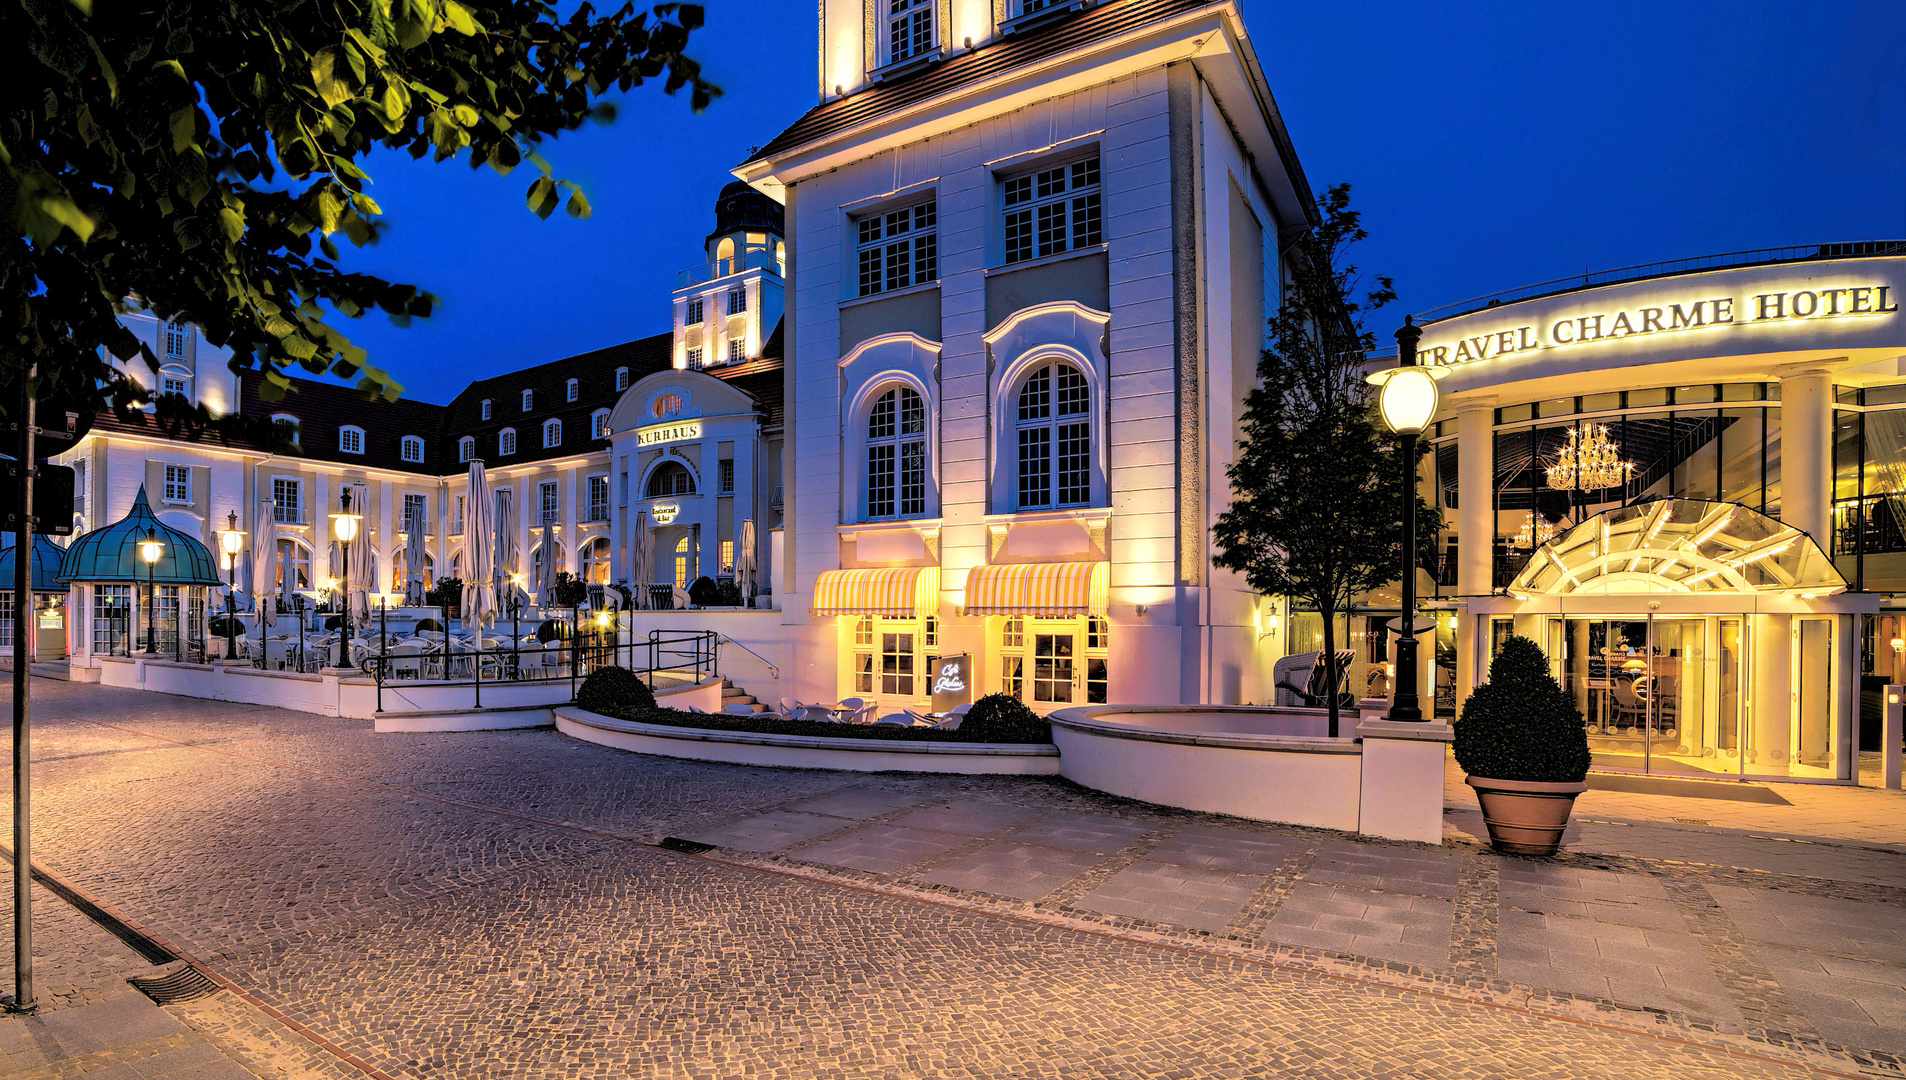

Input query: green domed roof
[58,485,222,586]
[0,535,69,593]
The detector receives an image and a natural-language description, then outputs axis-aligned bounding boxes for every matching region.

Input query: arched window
[581,537,612,584]
[338,425,365,454]
[565,378,579,402]
[499,428,517,455]
[458,436,474,462]
[480,399,492,420]
[673,537,690,587]
[615,367,630,391]
[1014,362,1091,509]
[273,539,310,590]
[271,414,300,446]
[715,236,735,272]
[591,408,611,439]
[391,549,435,592]
[647,462,694,497]
[401,435,424,463]
[542,418,562,448]
[651,392,683,419]
[866,386,926,518]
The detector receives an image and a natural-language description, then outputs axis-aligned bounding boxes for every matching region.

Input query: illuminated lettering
[1754,293,1785,320]
[1496,330,1517,355]
[1577,314,1604,341]
[1713,297,1734,323]
[1822,288,1845,315]
[1518,326,1539,350]
[1668,302,1705,330]
[1552,318,1575,344]
[1792,290,1819,317]
[1640,307,1665,332]
[1881,287,1898,313]
[1609,311,1634,336]
[637,421,703,447]
[1852,287,1875,314]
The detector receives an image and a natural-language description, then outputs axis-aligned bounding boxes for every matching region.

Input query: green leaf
[36,193,98,244]
[217,207,245,242]
[564,187,590,219]
[441,0,479,35]
[381,81,409,123]
[452,103,479,127]
[525,175,557,219]
[169,106,196,153]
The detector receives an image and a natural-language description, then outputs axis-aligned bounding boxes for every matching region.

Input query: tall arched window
[673,536,690,586]
[581,537,612,584]
[458,436,474,462]
[499,428,517,455]
[647,462,694,497]
[542,418,562,448]
[273,539,310,589]
[1015,362,1091,509]
[866,386,926,518]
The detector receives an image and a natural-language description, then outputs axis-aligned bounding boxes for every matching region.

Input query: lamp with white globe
[1366,316,1448,721]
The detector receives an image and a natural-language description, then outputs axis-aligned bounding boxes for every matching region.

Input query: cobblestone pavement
[2,678,1904,1079]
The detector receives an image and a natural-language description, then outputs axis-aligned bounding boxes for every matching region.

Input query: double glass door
[995,616,1109,712]
[1555,616,1737,776]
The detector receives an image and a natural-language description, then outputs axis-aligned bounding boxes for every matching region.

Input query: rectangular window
[728,289,747,315]
[163,321,187,358]
[1032,633,1074,703]
[886,0,934,65]
[719,459,735,494]
[566,379,579,402]
[339,427,363,454]
[480,399,492,420]
[854,651,875,695]
[588,475,610,521]
[1003,157,1101,264]
[459,437,473,463]
[521,389,534,412]
[1056,421,1091,505]
[685,297,704,325]
[539,481,560,525]
[403,493,428,535]
[162,464,190,503]
[719,539,735,575]
[500,429,516,455]
[1017,426,1050,508]
[856,201,937,297]
[272,478,301,524]
[616,367,630,391]
[686,347,703,368]
[881,631,916,696]
[728,339,745,362]
[93,584,131,655]
[868,443,896,518]
[453,494,466,536]
[162,376,187,397]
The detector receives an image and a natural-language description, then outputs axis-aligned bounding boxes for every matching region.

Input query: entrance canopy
[1507,499,1844,598]
[964,561,1109,617]
[811,566,939,618]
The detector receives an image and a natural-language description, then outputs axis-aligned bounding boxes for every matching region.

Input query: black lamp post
[219,511,245,660]
[331,488,362,668]
[138,529,162,654]
[1370,317,1444,722]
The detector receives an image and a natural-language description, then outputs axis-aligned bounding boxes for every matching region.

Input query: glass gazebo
[59,485,222,660]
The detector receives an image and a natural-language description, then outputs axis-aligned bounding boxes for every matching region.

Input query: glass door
[995,616,1109,712]
[1559,616,1730,776]
[1032,632,1075,704]
[1790,618,1839,778]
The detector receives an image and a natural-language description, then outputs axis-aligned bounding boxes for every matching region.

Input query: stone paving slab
[914,842,1103,901]
[781,786,927,821]
[794,824,970,875]
[679,810,851,853]
[1307,842,1464,898]
[1006,811,1153,854]
[1710,884,1906,1053]
[887,800,1042,836]
[1071,860,1259,931]
[1145,824,1299,874]
[1262,882,1455,969]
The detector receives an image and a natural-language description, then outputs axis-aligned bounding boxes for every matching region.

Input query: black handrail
[354,629,719,713]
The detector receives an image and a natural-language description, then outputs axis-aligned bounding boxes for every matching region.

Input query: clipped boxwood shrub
[576,666,656,715]
[955,692,1050,743]
[625,706,1052,744]
[1454,635,1591,783]
[535,618,572,644]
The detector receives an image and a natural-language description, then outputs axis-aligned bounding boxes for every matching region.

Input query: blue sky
[333,0,1906,402]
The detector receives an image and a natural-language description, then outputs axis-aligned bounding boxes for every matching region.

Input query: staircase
[719,677,771,714]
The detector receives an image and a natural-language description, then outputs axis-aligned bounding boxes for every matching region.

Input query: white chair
[873,713,913,726]
[835,696,866,719]
[799,704,838,722]
[721,703,757,716]
[778,697,803,718]
[903,709,934,727]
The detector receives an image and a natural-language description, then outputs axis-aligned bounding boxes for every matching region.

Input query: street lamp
[1367,316,1446,722]
[330,488,362,668]
[138,529,163,655]
[219,511,245,660]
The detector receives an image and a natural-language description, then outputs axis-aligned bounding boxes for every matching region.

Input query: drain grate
[657,837,716,854]
[130,965,221,1006]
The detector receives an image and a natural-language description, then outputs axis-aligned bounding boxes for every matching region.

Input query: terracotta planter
[1465,775,1587,856]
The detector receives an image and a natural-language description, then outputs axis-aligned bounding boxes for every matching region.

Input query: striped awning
[810,566,940,618]
[964,561,1109,618]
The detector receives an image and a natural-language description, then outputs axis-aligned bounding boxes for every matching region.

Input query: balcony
[272,505,311,526]
[675,244,782,289]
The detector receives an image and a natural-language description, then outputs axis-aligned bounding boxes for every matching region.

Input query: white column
[1455,400,1494,709]
[313,472,331,586]
[564,468,579,574]
[377,481,393,600]
[1779,366,1834,546]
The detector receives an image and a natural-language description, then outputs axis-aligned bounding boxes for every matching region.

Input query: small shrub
[687,575,720,607]
[550,572,589,608]
[425,577,463,611]
[535,618,572,644]
[576,667,656,715]
[1453,635,1590,783]
[956,693,1050,743]
[414,618,444,633]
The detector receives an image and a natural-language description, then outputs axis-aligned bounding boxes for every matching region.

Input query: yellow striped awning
[964,561,1109,618]
[810,566,940,618]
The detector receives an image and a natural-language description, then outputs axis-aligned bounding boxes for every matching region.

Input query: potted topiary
[1454,634,1592,856]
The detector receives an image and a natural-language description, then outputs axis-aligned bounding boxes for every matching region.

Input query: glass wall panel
[1680,410,1720,501]
[1720,409,1764,509]
[1764,408,1783,520]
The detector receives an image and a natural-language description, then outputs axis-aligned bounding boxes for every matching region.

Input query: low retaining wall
[371,676,720,733]
[554,706,1061,775]
[1049,706,1452,844]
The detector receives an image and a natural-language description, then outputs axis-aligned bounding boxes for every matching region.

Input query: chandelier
[1509,513,1559,551]
[1544,424,1634,492]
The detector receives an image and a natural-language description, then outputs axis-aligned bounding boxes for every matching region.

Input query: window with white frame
[459,436,474,462]
[615,366,630,390]
[161,374,188,397]
[539,481,560,524]
[542,418,562,449]
[1003,157,1101,264]
[1012,0,1067,17]
[728,288,747,315]
[1014,362,1091,509]
[163,464,190,503]
[719,459,735,494]
[338,425,364,454]
[163,321,187,358]
[856,200,936,297]
[587,474,609,521]
[401,435,424,463]
[727,339,745,363]
[685,297,703,325]
[521,389,534,412]
[867,386,927,518]
[271,413,300,445]
[499,428,517,455]
[719,539,735,575]
[272,477,302,524]
[686,346,703,368]
[480,398,492,420]
[453,494,466,535]
[883,0,935,65]
[592,409,610,439]
[566,378,579,402]
[647,461,694,497]
[403,492,428,535]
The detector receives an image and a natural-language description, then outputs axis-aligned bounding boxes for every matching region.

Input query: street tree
[1,0,716,440]
[1213,184,1440,737]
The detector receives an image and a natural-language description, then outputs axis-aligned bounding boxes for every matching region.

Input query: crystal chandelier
[1509,513,1559,551]
[1544,424,1634,492]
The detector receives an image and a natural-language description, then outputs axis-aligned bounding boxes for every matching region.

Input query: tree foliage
[1453,635,1590,782]
[1212,184,1438,735]
[1,0,715,433]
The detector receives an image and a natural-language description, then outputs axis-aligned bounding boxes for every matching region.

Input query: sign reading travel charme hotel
[1422,282,1898,368]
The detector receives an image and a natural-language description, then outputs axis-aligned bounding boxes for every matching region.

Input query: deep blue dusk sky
[334,0,1906,403]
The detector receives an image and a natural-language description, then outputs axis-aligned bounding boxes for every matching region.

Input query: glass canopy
[1506,498,1845,597]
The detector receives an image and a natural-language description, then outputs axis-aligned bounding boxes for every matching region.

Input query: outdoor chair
[835,696,865,719]
[873,713,913,725]
[903,709,934,726]
[721,703,757,716]
[798,704,837,722]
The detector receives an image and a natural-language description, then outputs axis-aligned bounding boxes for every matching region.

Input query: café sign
[637,421,701,447]
[1420,282,1898,369]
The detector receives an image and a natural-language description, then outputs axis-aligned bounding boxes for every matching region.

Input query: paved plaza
[0,678,1902,1078]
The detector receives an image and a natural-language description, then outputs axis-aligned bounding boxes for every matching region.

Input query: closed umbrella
[461,461,495,644]
[737,519,757,607]
[494,487,518,609]
[404,517,426,606]
[629,510,650,609]
[251,496,277,629]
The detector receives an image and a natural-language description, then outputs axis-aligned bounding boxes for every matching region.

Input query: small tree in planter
[1455,635,1592,855]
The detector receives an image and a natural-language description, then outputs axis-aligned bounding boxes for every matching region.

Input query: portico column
[1455,399,1494,708]
[1779,365,1835,546]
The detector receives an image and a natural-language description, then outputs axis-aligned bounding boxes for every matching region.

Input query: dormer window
[163,320,187,359]
[500,428,517,455]
[339,425,365,455]
[615,367,630,391]
[480,399,492,420]
[401,435,425,463]
[542,418,562,449]
[521,389,534,412]
[459,436,474,462]
[566,378,579,402]
[592,409,611,439]
[884,0,935,66]
[271,413,300,446]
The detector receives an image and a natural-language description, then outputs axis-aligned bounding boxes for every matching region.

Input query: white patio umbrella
[736,518,757,606]
[461,461,495,644]
[629,510,650,609]
[494,487,519,609]
[275,543,295,619]
[404,518,426,606]
[250,496,277,629]
[351,521,375,625]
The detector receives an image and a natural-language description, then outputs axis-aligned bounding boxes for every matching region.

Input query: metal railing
[272,505,311,525]
[356,624,719,713]
[675,245,782,289]
[717,634,778,679]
